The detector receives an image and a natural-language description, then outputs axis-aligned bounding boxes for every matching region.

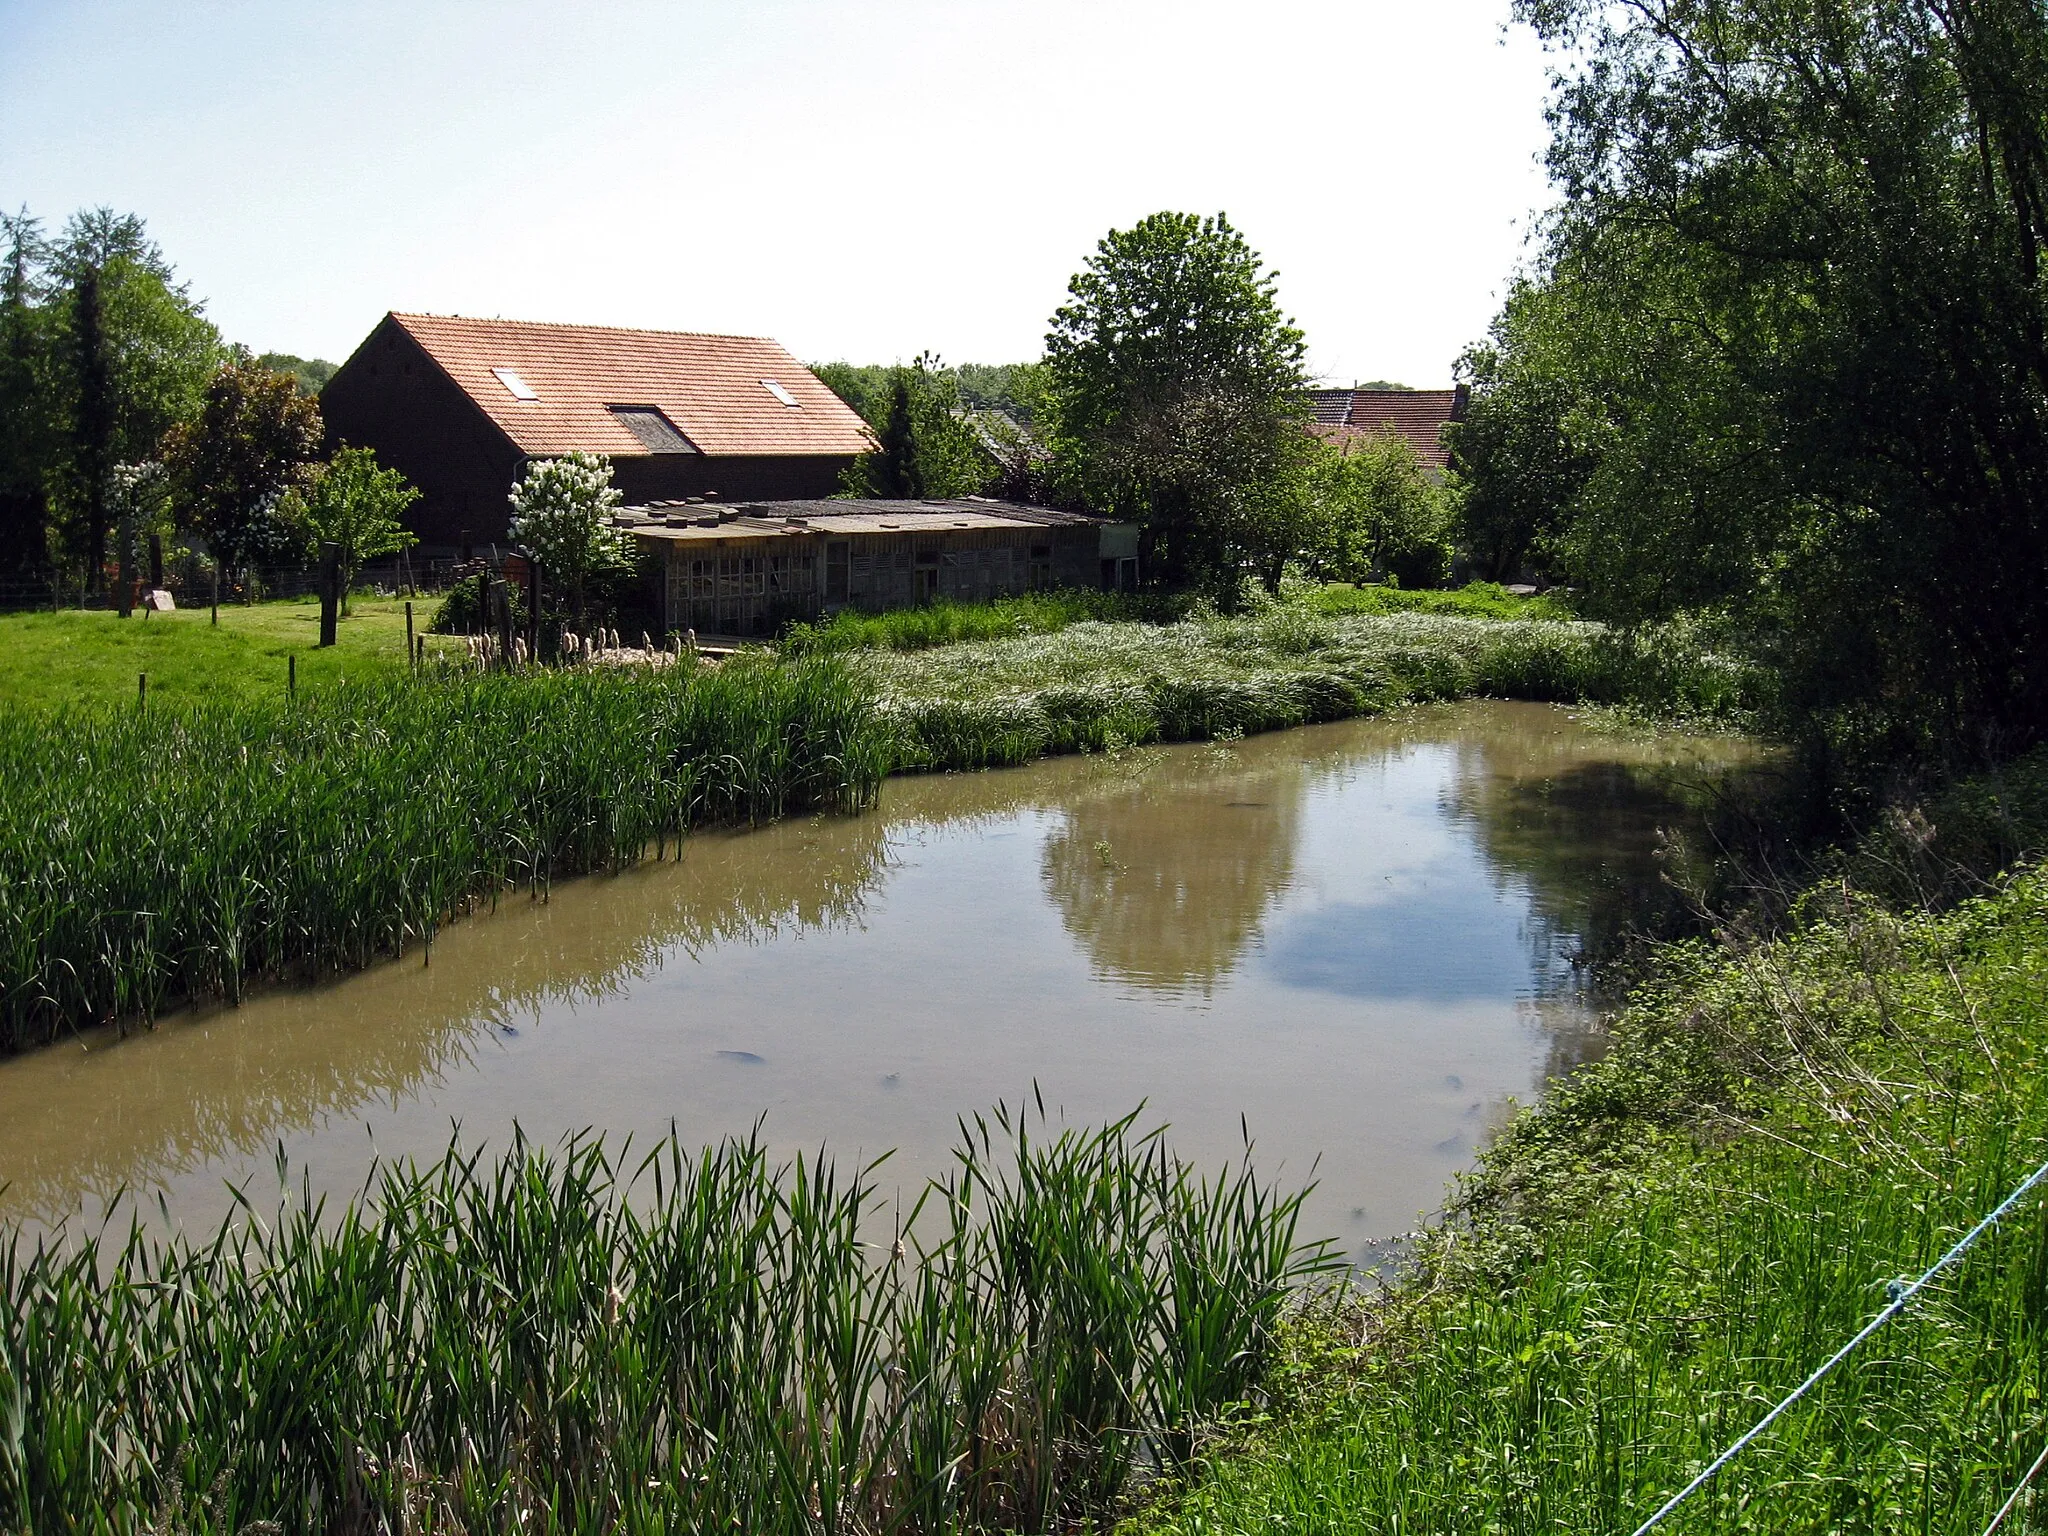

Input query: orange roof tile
[1312,388,1465,471]
[390,313,876,460]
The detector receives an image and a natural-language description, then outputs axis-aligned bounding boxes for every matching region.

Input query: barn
[320,313,876,550]
[615,497,1140,638]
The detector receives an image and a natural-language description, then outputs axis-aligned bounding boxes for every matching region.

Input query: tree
[1044,212,1310,593]
[256,352,336,396]
[47,210,219,585]
[0,210,54,574]
[1306,432,1454,588]
[839,353,995,500]
[1447,282,1598,583]
[161,355,323,589]
[1499,0,2048,755]
[281,447,419,614]
[508,451,632,626]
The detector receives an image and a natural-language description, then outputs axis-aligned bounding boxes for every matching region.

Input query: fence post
[148,533,163,593]
[525,557,540,661]
[288,653,296,698]
[318,541,339,647]
[117,514,134,619]
[138,672,145,708]
[211,566,219,627]
[405,600,416,675]
[494,577,514,669]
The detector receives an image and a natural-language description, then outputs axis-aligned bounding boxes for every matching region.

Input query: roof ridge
[390,311,780,346]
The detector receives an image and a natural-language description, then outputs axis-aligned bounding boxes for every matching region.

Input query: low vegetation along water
[0,700,1760,1528]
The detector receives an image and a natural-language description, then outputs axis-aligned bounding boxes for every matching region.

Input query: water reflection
[0,815,893,1220]
[1042,746,1307,996]
[0,702,1765,1251]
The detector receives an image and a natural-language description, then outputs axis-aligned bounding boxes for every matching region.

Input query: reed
[0,653,889,1051]
[0,1104,1333,1533]
[1136,864,2048,1535]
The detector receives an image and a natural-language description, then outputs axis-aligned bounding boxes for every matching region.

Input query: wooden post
[405,600,416,674]
[525,557,540,661]
[211,565,219,627]
[117,515,134,619]
[288,654,296,697]
[318,541,339,648]
[494,577,514,669]
[138,672,146,707]
[148,533,163,592]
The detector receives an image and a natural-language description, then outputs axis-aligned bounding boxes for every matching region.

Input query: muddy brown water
[0,701,1763,1260]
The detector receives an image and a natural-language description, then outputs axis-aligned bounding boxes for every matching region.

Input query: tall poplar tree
[48,209,218,585]
[0,210,51,574]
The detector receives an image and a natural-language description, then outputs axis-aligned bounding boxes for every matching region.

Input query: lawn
[0,595,456,710]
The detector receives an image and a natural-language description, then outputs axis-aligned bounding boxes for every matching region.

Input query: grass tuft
[0,1104,1334,1532]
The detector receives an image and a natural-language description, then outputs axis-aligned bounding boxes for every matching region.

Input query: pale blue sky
[1,1,1554,385]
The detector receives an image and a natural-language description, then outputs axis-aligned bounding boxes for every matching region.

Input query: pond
[0,701,1762,1259]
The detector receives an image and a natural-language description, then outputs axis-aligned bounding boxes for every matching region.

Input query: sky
[1,0,1557,387]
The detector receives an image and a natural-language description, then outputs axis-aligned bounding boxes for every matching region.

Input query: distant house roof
[1307,389,1356,425]
[1311,386,1468,471]
[386,312,876,460]
[613,497,1106,544]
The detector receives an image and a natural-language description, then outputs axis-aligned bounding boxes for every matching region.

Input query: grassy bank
[0,654,886,1051]
[870,607,1756,771]
[0,597,456,709]
[0,1106,1330,1533]
[1132,861,2048,1533]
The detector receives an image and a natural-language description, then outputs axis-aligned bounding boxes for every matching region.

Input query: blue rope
[1629,1151,2048,1536]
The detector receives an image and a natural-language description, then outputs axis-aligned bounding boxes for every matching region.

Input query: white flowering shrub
[508,451,634,620]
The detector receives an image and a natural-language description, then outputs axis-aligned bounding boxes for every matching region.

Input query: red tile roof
[390,313,876,460]
[1313,387,1465,471]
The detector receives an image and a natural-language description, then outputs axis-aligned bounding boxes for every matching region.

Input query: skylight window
[492,367,539,402]
[760,378,801,408]
[608,405,697,454]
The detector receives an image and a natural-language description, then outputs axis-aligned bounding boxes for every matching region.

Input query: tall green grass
[1302,579,1570,621]
[0,654,889,1051]
[0,1104,1333,1533]
[784,588,1189,655]
[1136,866,2048,1534]
[870,608,1759,772]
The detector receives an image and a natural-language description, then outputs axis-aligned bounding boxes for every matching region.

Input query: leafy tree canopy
[839,354,995,500]
[257,352,337,396]
[35,209,220,579]
[1306,432,1455,590]
[1484,0,2048,756]
[1043,211,1311,593]
[161,354,322,585]
[281,446,418,614]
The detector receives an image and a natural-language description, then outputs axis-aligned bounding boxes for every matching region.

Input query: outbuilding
[320,313,876,550]
[616,497,1140,637]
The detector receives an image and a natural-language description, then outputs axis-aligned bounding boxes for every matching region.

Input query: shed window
[607,405,697,454]
[491,367,539,401]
